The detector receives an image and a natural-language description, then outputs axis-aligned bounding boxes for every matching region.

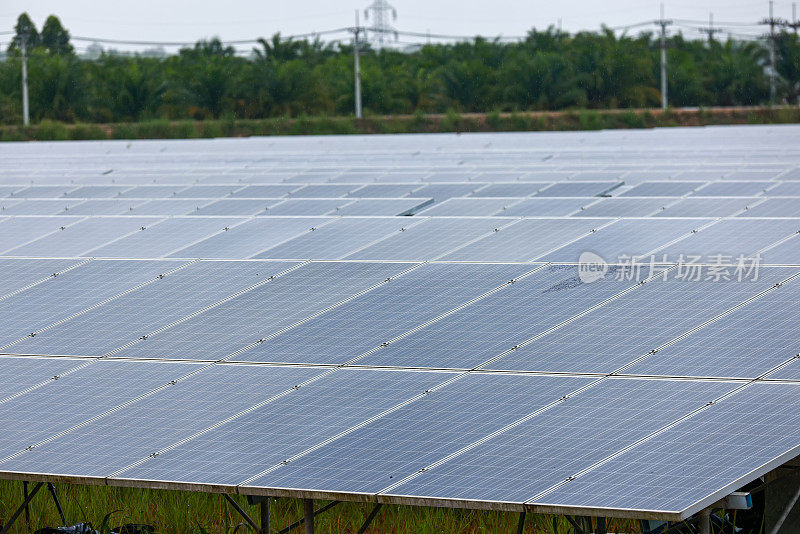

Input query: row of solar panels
[1,216,798,264]
[0,256,799,518]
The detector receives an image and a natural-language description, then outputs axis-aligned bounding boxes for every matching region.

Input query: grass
[0,480,644,533]
[1,107,799,142]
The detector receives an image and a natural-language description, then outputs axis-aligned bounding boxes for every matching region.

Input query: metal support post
[353,11,363,119]
[21,37,30,127]
[656,4,673,110]
[222,494,260,532]
[303,499,314,534]
[515,510,525,534]
[260,499,270,534]
[0,482,43,534]
[595,516,607,534]
[47,483,66,525]
[698,507,711,534]
[769,481,800,534]
[356,503,382,534]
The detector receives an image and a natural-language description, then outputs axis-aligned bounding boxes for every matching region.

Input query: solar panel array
[1,126,799,522]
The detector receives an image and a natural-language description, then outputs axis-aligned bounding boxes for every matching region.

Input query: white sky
[3,0,795,51]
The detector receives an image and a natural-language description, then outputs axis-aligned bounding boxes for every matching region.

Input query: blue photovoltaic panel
[253,218,410,260]
[657,218,800,263]
[572,198,669,217]
[0,217,85,255]
[386,378,735,504]
[168,218,326,259]
[228,185,299,198]
[619,182,705,197]
[0,186,24,197]
[289,184,360,198]
[10,186,80,198]
[117,186,189,198]
[88,218,240,258]
[760,235,800,265]
[737,198,800,217]
[0,199,82,215]
[422,172,478,182]
[63,186,132,198]
[334,198,433,216]
[535,182,622,197]
[655,198,753,218]
[540,218,701,263]
[114,262,415,361]
[725,170,780,180]
[0,359,199,460]
[534,383,800,514]
[5,217,164,257]
[692,182,772,197]
[417,198,519,216]
[263,199,352,216]
[0,364,327,478]
[441,219,605,262]
[765,182,800,196]
[172,185,244,198]
[0,356,85,401]
[284,172,341,184]
[346,184,417,198]
[10,260,299,358]
[626,274,800,378]
[360,265,641,369]
[130,199,213,216]
[343,218,501,261]
[408,184,487,202]
[488,267,799,374]
[189,199,278,216]
[0,258,82,297]
[249,374,593,494]
[467,183,544,197]
[500,198,592,217]
[114,368,454,486]
[0,259,186,348]
[64,199,146,216]
[236,263,534,364]
[0,199,22,211]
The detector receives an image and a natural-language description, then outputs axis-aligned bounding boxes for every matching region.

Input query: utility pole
[353,10,363,119]
[655,4,672,110]
[762,0,779,105]
[21,34,30,126]
[699,12,723,44]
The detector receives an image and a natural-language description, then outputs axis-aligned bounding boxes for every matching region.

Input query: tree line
[1,13,799,125]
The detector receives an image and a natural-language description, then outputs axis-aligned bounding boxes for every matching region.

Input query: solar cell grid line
[0,216,88,255]
[0,199,85,216]
[736,198,800,218]
[233,262,536,365]
[485,266,800,375]
[655,197,764,218]
[113,367,458,487]
[0,258,90,302]
[0,198,23,211]
[8,260,304,359]
[0,185,26,197]
[570,198,675,218]
[171,185,247,198]
[654,218,800,265]
[332,198,434,216]
[345,184,418,198]
[0,259,194,351]
[535,182,624,197]
[252,218,417,260]
[166,217,332,259]
[623,273,800,379]
[0,357,88,404]
[358,264,657,370]
[9,185,83,198]
[527,381,800,518]
[0,359,207,462]
[492,198,599,217]
[407,183,489,202]
[342,218,511,262]
[0,363,331,480]
[245,374,596,495]
[466,183,547,197]
[226,185,300,198]
[2,216,167,258]
[690,181,774,197]
[766,183,800,196]
[117,185,194,198]
[62,185,136,198]
[187,198,285,217]
[113,261,421,362]
[415,198,523,217]
[63,199,149,216]
[130,198,218,216]
[255,198,355,216]
[755,234,800,265]
[378,377,739,508]
[440,218,614,262]
[537,218,715,263]
[618,182,706,197]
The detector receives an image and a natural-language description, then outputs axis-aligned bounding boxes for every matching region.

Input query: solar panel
[63,199,146,215]
[253,218,411,259]
[759,235,800,265]
[533,382,800,515]
[498,198,593,217]
[188,199,280,216]
[113,262,416,361]
[62,186,133,198]
[737,198,800,217]
[289,184,360,198]
[619,182,705,197]
[235,263,533,364]
[343,218,501,261]
[655,197,754,217]
[0,258,82,297]
[0,217,87,255]
[408,183,486,202]
[172,185,244,198]
[117,186,189,198]
[334,198,433,216]
[113,368,454,486]
[228,185,299,198]
[415,198,515,216]
[467,183,545,197]
[384,377,736,504]
[0,199,80,215]
[263,199,353,216]
[535,182,622,197]
[0,356,85,401]
[572,198,670,217]
[692,182,772,196]
[10,186,81,198]
[168,218,326,258]
[766,183,800,196]
[4,217,164,257]
[346,184,417,197]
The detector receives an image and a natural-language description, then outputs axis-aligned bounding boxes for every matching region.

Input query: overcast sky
[3,0,794,52]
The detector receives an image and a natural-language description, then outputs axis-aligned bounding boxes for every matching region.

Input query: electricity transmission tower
[364,0,398,48]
